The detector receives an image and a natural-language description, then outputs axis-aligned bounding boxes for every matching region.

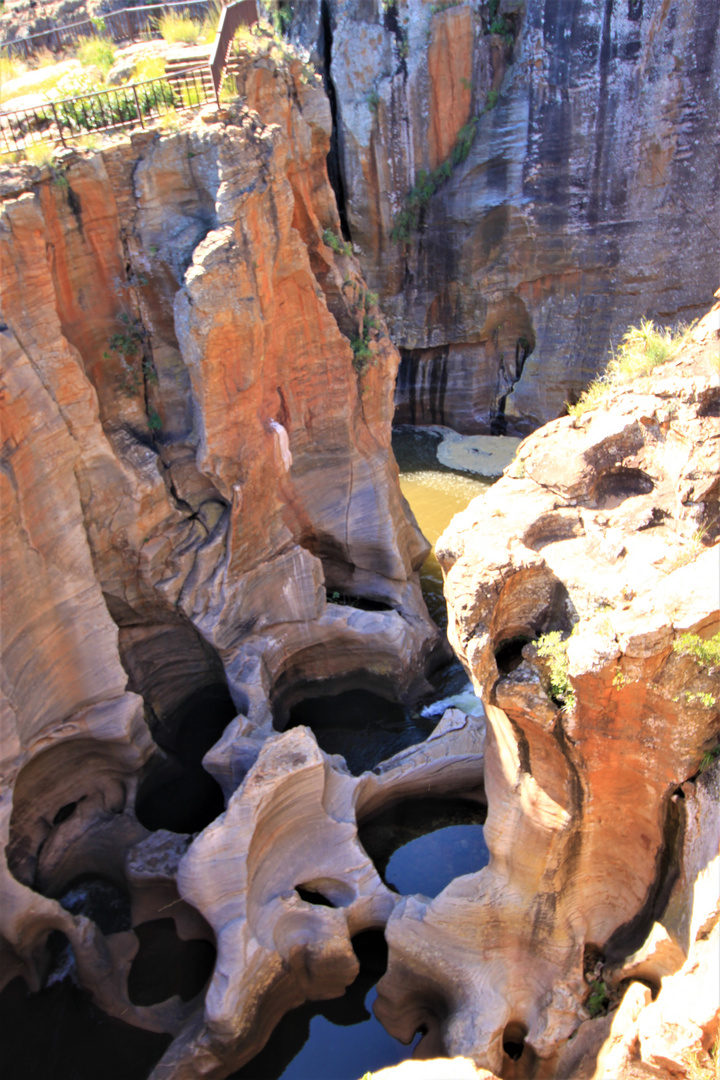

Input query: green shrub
[430,0,461,14]
[391,115,485,242]
[673,631,720,668]
[586,979,609,1018]
[698,745,720,773]
[148,406,163,432]
[351,337,372,374]
[322,228,352,256]
[536,631,575,709]
[54,80,176,133]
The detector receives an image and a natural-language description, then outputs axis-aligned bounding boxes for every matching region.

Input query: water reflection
[229,932,416,1080]
[359,798,488,899]
[386,825,489,898]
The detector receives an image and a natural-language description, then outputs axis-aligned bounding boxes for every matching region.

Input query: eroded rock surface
[291,0,720,433]
[375,311,720,1075]
[147,714,486,1077]
[0,43,446,1062]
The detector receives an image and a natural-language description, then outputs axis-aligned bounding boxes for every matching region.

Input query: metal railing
[0,68,212,153]
[1,2,214,59]
[209,0,256,98]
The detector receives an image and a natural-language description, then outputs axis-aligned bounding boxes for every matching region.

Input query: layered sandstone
[0,41,443,1049]
[374,308,720,1075]
[292,0,720,433]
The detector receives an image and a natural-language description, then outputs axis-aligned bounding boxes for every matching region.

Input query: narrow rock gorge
[1,4,719,1080]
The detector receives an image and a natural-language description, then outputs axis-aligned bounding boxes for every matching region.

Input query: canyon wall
[292,0,720,434]
[375,305,720,1077]
[0,42,446,1062]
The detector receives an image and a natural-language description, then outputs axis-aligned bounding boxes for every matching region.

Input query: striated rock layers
[374,306,720,1076]
[0,44,448,1069]
[293,0,720,433]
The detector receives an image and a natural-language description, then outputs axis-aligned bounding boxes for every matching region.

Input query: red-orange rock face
[427,7,474,170]
[375,312,720,1076]
[0,49,442,1039]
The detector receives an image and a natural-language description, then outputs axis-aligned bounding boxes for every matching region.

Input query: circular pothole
[359,797,488,898]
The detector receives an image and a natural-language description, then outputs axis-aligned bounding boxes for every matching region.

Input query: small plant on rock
[568,319,692,418]
[586,978,609,1018]
[75,37,116,80]
[322,228,352,256]
[673,631,720,668]
[536,631,575,710]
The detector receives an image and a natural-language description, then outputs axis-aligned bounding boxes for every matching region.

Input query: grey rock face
[295,0,720,433]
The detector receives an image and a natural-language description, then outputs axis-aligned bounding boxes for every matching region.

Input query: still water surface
[392,427,491,627]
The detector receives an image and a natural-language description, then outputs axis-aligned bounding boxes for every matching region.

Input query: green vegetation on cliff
[569,319,692,417]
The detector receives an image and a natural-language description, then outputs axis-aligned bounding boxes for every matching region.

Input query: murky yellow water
[393,430,491,627]
[398,469,491,547]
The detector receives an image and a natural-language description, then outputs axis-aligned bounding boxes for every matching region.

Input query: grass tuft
[76,38,116,79]
[568,319,692,417]
[673,631,720,668]
[157,11,202,44]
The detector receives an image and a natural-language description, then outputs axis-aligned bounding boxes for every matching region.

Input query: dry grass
[157,11,202,44]
[75,38,116,79]
[21,141,56,167]
[132,55,167,82]
[568,319,692,418]
[0,58,70,104]
[0,55,26,86]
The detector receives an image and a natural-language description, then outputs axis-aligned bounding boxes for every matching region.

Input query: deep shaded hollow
[501,1020,530,1073]
[295,886,336,908]
[228,930,417,1080]
[0,974,171,1080]
[319,0,351,241]
[359,798,488,898]
[127,918,216,1007]
[52,799,84,826]
[135,683,237,834]
[603,792,685,964]
[495,636,533,675]
[273,673,436,776]
[57,874,132,936]
[592,466,654,507]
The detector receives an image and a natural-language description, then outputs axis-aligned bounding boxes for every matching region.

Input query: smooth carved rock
[149,716,486,1077]
[0,43,441,1053]
[375,323,720,1074]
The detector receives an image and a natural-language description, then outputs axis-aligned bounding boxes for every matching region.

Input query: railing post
[132,85,144,128]
[50,102,67,147]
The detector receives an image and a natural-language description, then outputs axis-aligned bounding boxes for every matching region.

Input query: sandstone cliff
[373,304,720,1077]
[291,0,720,434]
[0,42,444,1053]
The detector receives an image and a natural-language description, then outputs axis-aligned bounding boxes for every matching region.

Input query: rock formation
[0,40,447,1064]
[1,11,719,1080]
[375,304,720,1076]
[290,0,720,433]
